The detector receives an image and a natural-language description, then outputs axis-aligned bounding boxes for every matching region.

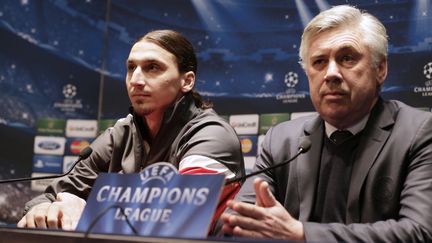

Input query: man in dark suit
[220,5,432,242]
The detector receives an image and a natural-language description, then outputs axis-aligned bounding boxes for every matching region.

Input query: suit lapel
[346,100,394,223]
[298,116,324,221]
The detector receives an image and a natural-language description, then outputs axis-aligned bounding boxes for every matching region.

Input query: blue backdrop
[0,0,431,224]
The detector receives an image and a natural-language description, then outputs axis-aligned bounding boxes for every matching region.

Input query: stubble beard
[132,101,154,117]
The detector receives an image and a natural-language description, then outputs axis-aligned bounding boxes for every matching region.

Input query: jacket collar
[297,97,395,222]
[129,92,199,143]
[130,92,200,165]
[297,114,324,221]
[346,97,394,223]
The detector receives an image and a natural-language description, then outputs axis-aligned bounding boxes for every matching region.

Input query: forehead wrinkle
[309,31,363,59]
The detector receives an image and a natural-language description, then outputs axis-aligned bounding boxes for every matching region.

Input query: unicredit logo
[38,141,61,150]
[231,121,257,128]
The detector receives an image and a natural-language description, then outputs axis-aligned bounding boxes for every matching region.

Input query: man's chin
[133,106,153,116]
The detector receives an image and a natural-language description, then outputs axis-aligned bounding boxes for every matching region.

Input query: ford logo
[38,141,61,150]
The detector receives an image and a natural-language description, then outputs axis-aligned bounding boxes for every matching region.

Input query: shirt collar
[325,114,369,138]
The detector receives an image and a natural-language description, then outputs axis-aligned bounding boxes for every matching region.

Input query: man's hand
[17,192,86,230]
[221,177,305,240]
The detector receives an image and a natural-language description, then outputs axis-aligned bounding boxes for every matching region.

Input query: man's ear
[376,58,388,87]
[181,71,195,93]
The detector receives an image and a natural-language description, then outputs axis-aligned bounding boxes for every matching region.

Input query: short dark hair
[137,30,212,109]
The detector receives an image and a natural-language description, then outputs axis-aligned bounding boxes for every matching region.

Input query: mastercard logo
[70,140,91,154]
[241,138,253,153]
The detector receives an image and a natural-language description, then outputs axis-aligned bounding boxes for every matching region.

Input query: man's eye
[312,59,327,69]
[342,55,354,62]
[313,59,324,65]
[147,63,160,71]
[127,64,136,71]
[340,55,357,66]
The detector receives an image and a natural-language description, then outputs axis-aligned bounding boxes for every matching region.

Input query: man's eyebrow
[125,59,138,68]
[337,45,359,52]
[309,52,327,60]
[127,57,162,63]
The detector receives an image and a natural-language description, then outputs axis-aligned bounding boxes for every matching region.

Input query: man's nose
[324,61,342,82]
[130,68,145,86]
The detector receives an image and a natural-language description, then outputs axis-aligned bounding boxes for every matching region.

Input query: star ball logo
[284,71,298,88]
[413,61,432,97]
[424,62,432,80]
[54,83,83,113]
[276,71,306,104]
[63,84,77,99]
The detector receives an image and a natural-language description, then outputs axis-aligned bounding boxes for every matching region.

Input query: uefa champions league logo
[62,84,77,99]
[424,62,432,80]
[53,83,83,114]
[284,71,299,88]
[413,61,432,96]
[276,70,306,103]
[140,162,178,185]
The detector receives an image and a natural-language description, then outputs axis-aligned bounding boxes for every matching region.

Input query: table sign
[76,162,225,238]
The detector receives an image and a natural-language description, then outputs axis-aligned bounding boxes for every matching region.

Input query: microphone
[226,138,311,185]
[0,146,93,184]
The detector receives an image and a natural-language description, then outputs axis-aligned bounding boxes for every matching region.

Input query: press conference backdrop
[0,0,431,225]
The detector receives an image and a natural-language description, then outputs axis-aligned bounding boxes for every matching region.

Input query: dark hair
[137,29,212,109]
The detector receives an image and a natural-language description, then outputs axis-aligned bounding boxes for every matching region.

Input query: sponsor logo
[229,114,259,135]
[34,136,66,155]
[70,140,91,154]
[239,135,257,156]
[36,118,66,136]
[34,159,44,168]
[38,141,61,150]
[69,126,95,132]
[231,121,257,129]
[66,119,98,138]
[65,138,93,155]
[241,138,253,153]
[32,155,63,173]
[259,113,290,134]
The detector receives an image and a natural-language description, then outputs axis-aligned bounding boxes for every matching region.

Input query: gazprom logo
[38,141,61,150]
[34,136,66,155]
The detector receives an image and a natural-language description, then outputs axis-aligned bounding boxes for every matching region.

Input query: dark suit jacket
[236,99,432,242]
